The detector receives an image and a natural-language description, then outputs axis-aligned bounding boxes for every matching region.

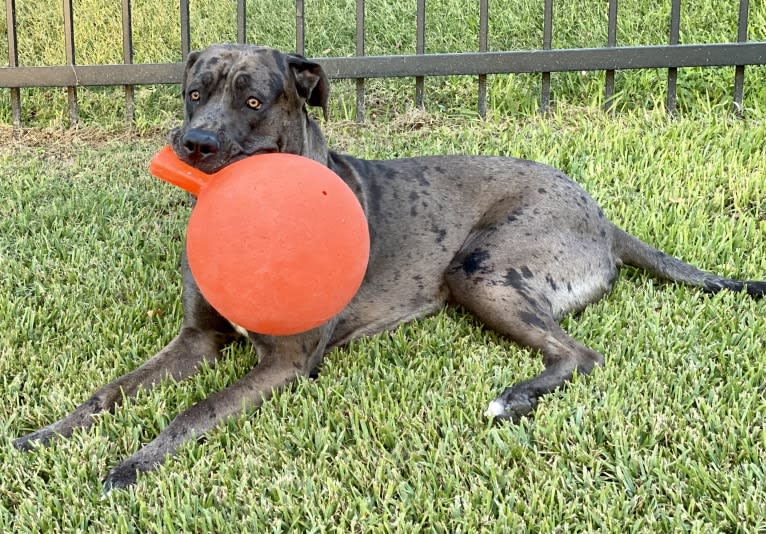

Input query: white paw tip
[485,399,506,418]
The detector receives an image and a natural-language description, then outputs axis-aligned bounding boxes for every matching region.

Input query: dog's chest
[229,321,250,337]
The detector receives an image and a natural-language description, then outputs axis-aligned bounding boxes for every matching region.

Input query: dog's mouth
[171,141,281,175]
[206,147,280,173]
[169,126,285,174]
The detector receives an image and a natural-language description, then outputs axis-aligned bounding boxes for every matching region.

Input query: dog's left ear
[288,55,329,120]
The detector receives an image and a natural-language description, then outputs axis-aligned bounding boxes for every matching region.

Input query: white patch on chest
[229,321,250,337]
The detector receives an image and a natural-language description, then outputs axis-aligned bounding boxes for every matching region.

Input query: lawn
[2,108,765,532]
[1,0,766,532]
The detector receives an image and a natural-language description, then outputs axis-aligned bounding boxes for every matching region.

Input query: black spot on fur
[523,294,538,307]
[538,188,547,194]
[545,274,558,291]
[462,249,492,276]
[267,70,284,95]
[382,167,398,180]
[519,311,546,329]
[410,206,418,217]
[361,165,383,214]
[201,71,214,87]
[503,268,525,289]
[235,72,252,92]
[367,182,382,213]
[520,266,534,279]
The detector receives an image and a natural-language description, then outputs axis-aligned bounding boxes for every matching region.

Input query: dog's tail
[611,225,766,298]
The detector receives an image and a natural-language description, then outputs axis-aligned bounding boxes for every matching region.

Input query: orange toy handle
[149,145,211,197]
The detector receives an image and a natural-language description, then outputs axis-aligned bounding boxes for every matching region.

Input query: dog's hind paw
[485,388,537,422]
[485,399,508,418]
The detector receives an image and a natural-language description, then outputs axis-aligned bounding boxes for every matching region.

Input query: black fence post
[355,0,365,122]
[667,0,681,116]
[181,0,191,60]
[5,0,21,130]
[296,0,305,56]
[415,0,425,109]
[733,0,749,117]
[122,0,134,123]
[540,0,553,113]
[63,0,78,126]
[478,0,488,118]
[237,0,246,44]
[604,0,617,113]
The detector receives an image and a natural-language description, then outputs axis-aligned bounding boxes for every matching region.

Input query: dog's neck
[300,109,329,165]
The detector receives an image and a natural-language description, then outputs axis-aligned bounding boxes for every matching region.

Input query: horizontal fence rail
[2,43,765,88]
[1,0,764,125]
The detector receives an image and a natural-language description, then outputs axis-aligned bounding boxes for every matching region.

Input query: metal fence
[2,0,765,128]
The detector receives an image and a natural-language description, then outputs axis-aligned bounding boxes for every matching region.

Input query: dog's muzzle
[180,128,221,165]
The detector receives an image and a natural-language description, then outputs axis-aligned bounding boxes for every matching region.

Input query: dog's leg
[482,317,604,421]
[13,328,229,450]
[102,325,330,491]
[447,230,615,421]
[14,253,235,450]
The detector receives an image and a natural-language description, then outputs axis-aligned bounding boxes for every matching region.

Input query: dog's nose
[181,128,220,163]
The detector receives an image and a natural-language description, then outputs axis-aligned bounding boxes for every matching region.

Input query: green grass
[1,107,765,531]
[1,0,765,530]
[0,0,765,127]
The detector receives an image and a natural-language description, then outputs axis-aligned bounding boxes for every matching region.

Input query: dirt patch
[0,124,168,152]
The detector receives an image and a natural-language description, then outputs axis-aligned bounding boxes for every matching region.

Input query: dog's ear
[181,50,201,92]
[288,54,329,120]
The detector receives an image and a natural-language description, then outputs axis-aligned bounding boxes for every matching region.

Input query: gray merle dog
[14,44,765,490]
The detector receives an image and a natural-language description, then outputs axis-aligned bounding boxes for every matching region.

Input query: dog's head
[170,44,329,173]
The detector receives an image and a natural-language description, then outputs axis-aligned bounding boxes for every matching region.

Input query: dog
[14,44,765,490]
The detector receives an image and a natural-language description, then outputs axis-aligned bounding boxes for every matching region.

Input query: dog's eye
[189,90,201,102]
[246,97,262,110]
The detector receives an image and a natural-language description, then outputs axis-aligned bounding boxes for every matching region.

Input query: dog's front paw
[103,460,143,493]
[485,387,537,422]
[13,426,57,451]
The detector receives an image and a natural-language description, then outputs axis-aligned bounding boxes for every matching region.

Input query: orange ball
[149,146,369,335]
